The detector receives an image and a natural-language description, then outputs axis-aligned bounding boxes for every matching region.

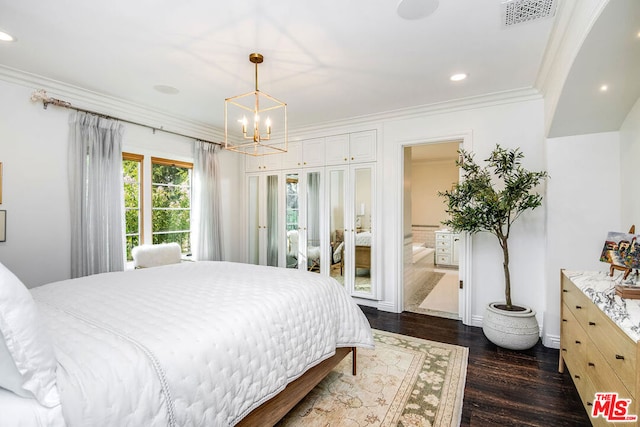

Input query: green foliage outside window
[152,163,191,254]
[123,159,140,261]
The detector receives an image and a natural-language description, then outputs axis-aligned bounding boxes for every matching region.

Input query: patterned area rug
[278,330,468,427]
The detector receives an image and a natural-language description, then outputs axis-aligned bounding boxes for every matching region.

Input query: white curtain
[191,141,223,261]
[68,111,125,278]
[267,175,279,266]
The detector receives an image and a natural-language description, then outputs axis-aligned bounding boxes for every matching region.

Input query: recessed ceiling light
[450,73,467,82]
[0,31,15,42]
[153,85,180,95]
[600,84,608,92]
[397,0,439,20]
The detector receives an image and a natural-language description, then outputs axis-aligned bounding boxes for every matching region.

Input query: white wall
[411,159,458,226]
[0,79,243,288]
[620,97,640,227]
[544,131,621,346]
[380,97,548,329]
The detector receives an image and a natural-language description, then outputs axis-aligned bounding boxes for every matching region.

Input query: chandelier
[224,53,288,156]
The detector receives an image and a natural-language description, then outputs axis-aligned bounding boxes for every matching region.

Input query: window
[122,154,193,261]
[122,153,143,261]
[151,157,192,254]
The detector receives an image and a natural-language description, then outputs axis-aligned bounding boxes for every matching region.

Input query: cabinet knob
[575,340,581,344]
[588,321,596,326]
[574,374,580,379]
[588,362,595,367]
[562,289,568,293]
[562,319,567,322]
[616,354,625,360]
[575,305,582,309]
[344,157,348,161]
[351,157,354,160]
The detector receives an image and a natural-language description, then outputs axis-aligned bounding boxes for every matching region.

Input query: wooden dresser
[560,270,640,426]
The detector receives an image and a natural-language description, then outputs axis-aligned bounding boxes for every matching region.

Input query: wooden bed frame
[237,347,356,426]
[338,245,371,273]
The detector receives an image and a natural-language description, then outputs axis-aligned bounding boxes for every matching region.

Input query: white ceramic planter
[482,302,540,350]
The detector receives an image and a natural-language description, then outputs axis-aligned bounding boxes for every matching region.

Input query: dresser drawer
[435,246,450,255]
[561,303,588,371]
[436,254,451,265]
[435,233,450,241]
[587,343,634,400]
[561,276,590,326]
[435,239,451,249]
[587,306,637,397]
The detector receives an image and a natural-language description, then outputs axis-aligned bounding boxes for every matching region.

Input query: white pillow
[132,243,182,268]
[0,262,60,407]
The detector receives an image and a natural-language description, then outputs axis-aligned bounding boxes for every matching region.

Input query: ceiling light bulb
[450,73,467,82]
[0,31,15,42]
[600,84,608,92]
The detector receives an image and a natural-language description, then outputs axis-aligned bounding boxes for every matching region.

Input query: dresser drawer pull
[587,402,593,407]
[574,374,580,379]
[588,362,595,367]
[616,354,625,360]
[562,289,568,293]
[575,340,581,344]
[588,322,596,326]
[561,348,567,352]
[562,319,567,322]
[575,305,582,309]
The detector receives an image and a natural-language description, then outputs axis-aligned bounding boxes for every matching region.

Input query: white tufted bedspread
[30,261,374,426]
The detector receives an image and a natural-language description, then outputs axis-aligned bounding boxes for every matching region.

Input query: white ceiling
[0,0,636,136]
[549,0,640,137]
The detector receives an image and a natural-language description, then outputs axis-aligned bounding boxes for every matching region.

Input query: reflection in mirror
[329,170,345,285]
[266,175,278,267]
[354,167,372,293]
[248,176,259,265]
[307,172,321,273]
[285,173,299,269]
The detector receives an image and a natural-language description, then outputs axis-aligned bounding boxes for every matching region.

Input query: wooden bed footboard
[355,245,371,269]
[237,347,356,426]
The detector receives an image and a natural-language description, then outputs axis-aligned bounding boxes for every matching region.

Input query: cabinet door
[349,130,376,163]
[302,137,325,168]
[281,141,303,169]
[325,134,350,165]
[285,172,301,269]
[328,165,375,298]
[247,173,281,267]
[351,165,374,296]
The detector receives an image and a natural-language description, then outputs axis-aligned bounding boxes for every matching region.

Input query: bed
[0,260,374,426]
[332,231,372,272]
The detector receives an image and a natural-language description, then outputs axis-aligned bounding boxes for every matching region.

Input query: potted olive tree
[439,145,547,350]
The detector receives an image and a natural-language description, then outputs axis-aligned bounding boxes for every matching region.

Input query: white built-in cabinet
[245,130,377,300]
[325,130,376,165]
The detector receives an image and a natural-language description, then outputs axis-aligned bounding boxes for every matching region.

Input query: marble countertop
[563,270,640,342]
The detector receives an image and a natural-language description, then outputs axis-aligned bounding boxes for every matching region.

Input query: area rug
[277,329,468,427]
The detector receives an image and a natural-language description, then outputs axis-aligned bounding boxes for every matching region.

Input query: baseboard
[543,334,560,349]
[470,314,484,328]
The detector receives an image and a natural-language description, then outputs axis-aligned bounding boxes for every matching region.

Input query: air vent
[501,0,557,27]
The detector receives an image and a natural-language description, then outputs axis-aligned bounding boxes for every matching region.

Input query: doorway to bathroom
[402,140,461,320]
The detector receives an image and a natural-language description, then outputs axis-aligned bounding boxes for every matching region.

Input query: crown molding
[0,64,224,143]
[289,87,542,138]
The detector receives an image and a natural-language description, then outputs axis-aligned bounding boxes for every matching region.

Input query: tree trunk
[501,235,512,309]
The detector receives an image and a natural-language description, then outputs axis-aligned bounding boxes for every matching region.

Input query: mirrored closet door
[247,173,280,267]
[328,164,375,298]
[284,170,324,273]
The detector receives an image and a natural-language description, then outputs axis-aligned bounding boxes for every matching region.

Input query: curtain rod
[30,89,223,147]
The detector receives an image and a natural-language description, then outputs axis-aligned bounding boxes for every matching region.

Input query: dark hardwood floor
[360,306,592,426]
